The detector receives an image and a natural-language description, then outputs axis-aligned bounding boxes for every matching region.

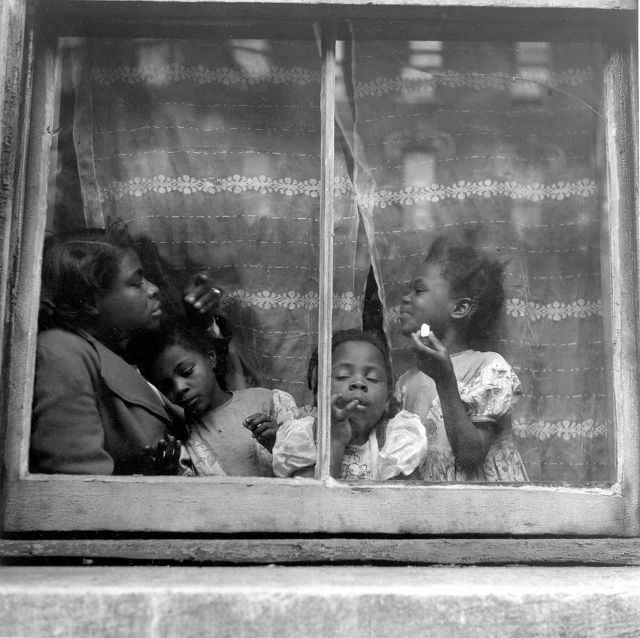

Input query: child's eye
[366,376,382,383]
[177,364,194,376]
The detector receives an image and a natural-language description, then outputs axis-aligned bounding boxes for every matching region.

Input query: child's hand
[331,393,359,443]
[244,413,279,452]
[139,434,182,475]
[410,331,455,384]
[183,273,223,327]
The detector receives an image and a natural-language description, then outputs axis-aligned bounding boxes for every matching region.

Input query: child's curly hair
[425,235,505,341]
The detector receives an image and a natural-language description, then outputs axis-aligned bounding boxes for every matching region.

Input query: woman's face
[331,340,389,430]
[95,249,162,338]
[150,344,217,417]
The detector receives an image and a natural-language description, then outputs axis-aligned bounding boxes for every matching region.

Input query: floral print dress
[396,350,528,482]
[272,409,427,480]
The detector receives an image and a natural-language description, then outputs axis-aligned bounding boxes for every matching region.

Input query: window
[1,0,638,556]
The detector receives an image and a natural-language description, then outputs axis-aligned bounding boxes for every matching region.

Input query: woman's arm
[30,335,114,474]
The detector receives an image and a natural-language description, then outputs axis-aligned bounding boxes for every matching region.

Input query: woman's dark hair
[40,224,137,330]
[424,235,505,341]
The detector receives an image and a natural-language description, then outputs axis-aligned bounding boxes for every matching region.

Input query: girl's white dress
[396,349,528,482]
[272,409,427,480]
[181,388,299,476]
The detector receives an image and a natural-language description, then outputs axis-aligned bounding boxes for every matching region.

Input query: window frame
[0,0,638,554]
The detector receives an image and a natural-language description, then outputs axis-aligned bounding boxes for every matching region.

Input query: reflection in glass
[336,34,610,484]
[34,35,321,477]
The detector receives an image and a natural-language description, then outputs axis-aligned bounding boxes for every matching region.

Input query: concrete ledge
[1,566,640,637]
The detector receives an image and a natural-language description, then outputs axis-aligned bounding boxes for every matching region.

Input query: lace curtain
[60,33,610,482]
[66,36,365,408]
[343,34,609,483]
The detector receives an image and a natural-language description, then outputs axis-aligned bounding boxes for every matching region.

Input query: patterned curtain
[63,32,611,482]
[345,33,610,483]
[66,36,364,406]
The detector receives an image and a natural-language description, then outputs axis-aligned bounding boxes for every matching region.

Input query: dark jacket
[30,328,181,474]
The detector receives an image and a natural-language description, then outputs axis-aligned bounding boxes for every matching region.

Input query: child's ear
[207,350,217,369]
[451,297,476,319]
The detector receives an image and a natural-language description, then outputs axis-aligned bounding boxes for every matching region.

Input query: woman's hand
[410,331,455,384]
[182,273,223,327]
[244,413,279,452]
[139,434,182,475]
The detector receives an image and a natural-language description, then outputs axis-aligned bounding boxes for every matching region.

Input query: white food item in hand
[419,323,431,338]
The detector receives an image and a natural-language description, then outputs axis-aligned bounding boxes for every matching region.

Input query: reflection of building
[352,38,607,483]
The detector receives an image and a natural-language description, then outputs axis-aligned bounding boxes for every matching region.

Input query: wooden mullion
[2,30,58,483]
[0,0,28,533]
[315,22,337,481]
[603,24,640,535]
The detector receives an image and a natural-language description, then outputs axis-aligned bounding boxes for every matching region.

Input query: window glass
[38,34,321,477]
[340,31,611,484]
[39,29,614,486]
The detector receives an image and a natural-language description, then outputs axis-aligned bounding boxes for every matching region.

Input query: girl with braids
[272,329,426,480]
[397,235,528,482]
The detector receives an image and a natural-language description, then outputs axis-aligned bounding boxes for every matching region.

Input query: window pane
[37,34,321,477]
[337,30,611,484]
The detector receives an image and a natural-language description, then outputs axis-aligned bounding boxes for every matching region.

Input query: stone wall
[2,566,640,637]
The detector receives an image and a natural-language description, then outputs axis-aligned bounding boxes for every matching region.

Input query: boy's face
[399,261,455,338]
[331,340,389,429]
[150,344,217,417]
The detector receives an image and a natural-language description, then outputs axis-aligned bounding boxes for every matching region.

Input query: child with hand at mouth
[397,235,528,482]
[272,329,426,480]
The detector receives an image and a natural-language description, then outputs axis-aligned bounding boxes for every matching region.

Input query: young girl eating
[142,323,299,476]
[397,235,528,482]
[31,228,187,474]
[272,329,426,480]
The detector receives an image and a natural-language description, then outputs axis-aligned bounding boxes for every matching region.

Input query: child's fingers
[244,413,270,431]
[424,331,447,353]
[332,394,359,416]
[410,331,437,354]
[252,422,277,437]
[193,289,221,314]
[332,393,351,409]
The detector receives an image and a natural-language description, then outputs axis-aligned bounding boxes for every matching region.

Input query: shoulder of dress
[471,350,512,370]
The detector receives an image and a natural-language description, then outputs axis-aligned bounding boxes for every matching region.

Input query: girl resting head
[141,322,228,419]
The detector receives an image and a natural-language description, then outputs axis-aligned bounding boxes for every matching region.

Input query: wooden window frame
[0,0,638,563]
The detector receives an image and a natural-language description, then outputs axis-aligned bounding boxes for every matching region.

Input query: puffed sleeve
[271,389,299,424]
[463,355,522,424]
[30,336,114,474]
[377,410,427,480]
[272,416,316,477]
